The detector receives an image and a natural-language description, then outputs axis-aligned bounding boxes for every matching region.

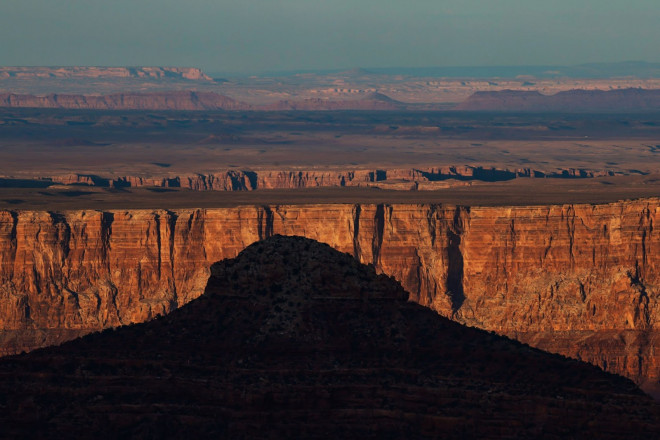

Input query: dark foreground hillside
[0,236,658,439]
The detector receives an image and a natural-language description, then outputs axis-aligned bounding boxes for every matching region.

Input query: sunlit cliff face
[1,200,660,387]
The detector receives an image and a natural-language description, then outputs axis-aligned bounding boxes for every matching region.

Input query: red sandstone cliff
[37,166,624,192]
[1,201,659,389]
[2,236,657,438]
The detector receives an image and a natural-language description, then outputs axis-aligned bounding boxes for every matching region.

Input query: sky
[1,0,659,74]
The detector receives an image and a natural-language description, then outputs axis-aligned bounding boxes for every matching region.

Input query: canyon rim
[1,200,659,394]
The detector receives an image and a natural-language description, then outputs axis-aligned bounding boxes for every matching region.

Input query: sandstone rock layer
[1,236,657,439]
[31,165,628,193]
[1,201,659,388]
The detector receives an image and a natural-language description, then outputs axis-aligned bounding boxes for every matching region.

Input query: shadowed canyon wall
[0,201,659,387]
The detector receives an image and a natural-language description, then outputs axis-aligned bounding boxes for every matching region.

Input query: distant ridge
[0,66,214,81]
[0,91,250,111]
[6,87,659,112]
[0,90,406,111]
[457,88,660,112]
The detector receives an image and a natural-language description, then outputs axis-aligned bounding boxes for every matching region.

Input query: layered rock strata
[2,236,657,438]
[1,201,659,389]
[29,165,630,192]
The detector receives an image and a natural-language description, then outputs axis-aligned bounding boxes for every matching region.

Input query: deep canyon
[1,199,659,391]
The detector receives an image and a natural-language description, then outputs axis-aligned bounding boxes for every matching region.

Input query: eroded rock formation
[1,236,657,438]
[1,201,659,389]
[31,166,629,192]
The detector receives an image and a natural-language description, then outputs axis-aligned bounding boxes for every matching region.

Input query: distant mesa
[5,86,660,112]
[0,91,251,111]
[0,235,658,438]
[458,87,660,112]
[0,90,408,111]
[0,66,214,81]
[26,166,632,192]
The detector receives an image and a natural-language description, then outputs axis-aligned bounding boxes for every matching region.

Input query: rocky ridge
[0,235,657,438]
[4,87,660,111]
[0,66,213,81]
[11,165,635,192]
[0,90,407,111]
[1,200,660,391]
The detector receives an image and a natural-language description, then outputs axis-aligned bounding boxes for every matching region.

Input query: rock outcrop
[1,201,660,390]
[24,165,630,192]
[0,236,657,439]
[457,88,660,112]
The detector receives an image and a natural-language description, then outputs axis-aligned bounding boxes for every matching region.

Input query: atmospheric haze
[1,0,659,74]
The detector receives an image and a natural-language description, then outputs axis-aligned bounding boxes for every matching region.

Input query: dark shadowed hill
[457,88,660,112]
[0,235,658,439]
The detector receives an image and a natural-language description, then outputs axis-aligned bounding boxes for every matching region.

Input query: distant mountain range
[2,62,659,83]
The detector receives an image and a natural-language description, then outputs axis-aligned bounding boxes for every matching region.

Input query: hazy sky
[1,0,658,74]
